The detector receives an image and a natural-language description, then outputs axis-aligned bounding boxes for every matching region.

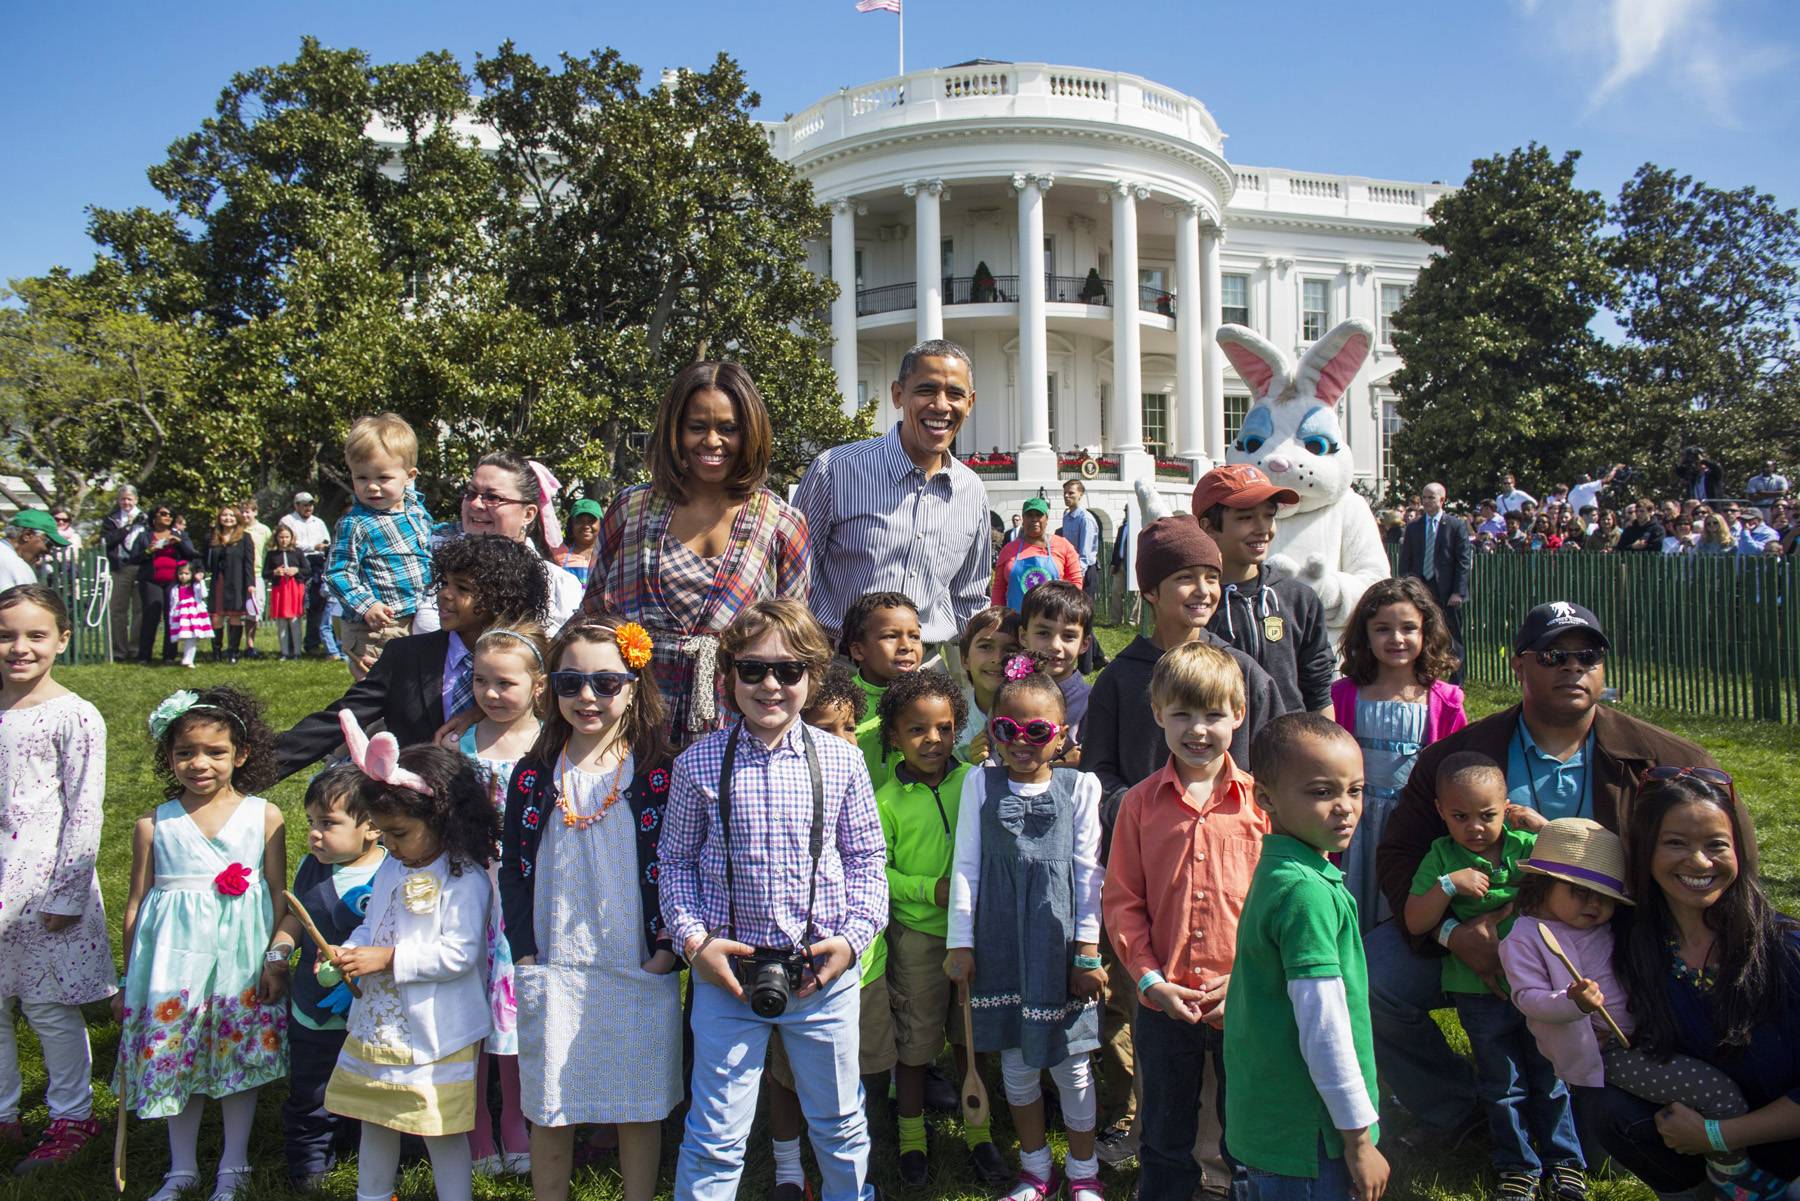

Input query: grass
[2,626,1795,1199]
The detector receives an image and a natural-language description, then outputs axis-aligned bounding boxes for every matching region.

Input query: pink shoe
[1006,1168,1060,1201]
[1066,1174,1107,1201]
[13,1116,102,1172]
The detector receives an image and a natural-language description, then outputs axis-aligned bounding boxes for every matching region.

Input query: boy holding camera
[660,598,889,1201]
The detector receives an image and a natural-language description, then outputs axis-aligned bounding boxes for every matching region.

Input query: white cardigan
[343,852,491,1064]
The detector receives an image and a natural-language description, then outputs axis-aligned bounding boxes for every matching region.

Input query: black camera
[735,947,810,1017]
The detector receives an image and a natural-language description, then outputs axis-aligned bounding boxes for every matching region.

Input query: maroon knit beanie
[1136,516,1223,593]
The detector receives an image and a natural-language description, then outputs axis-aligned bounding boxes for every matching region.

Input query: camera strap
[718,721,826,949]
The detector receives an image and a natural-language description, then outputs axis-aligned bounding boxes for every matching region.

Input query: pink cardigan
[1498,914,1636,1088]
[1330,677,1467,744]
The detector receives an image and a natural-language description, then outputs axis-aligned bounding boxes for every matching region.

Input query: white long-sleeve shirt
[1290,977,1381,1131]
[946,768,1102,950]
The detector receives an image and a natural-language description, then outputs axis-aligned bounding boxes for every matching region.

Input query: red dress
[263,548,308,620]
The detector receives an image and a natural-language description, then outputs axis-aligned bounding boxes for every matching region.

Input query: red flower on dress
[214,863,252,896]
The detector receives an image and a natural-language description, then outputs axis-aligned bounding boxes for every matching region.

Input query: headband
[338,710,436,797]
[478,627,545,670]
[594,622,655,672]
[528,460,563,551]
[148,691,242,741]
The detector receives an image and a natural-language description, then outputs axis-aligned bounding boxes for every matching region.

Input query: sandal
[146,1172,200,1201]
[209,1164,253,1201]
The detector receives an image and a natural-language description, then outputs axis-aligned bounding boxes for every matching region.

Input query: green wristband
[1137,969,1165,994]
[1073,953,1104,971]
[1705,1119,1729,1154]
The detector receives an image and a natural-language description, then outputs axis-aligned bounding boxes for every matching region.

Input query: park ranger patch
[1262,614,1286,643]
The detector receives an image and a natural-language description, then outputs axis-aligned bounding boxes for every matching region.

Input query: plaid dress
[583,485,810,747]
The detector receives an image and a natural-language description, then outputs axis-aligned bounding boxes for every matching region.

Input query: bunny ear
[1294,319,1373,405]
[338,709,371,771]
[527,460,563,550]
[364,732,405,783]
[1216,324,1291,402]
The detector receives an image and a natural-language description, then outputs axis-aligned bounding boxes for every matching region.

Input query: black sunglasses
[1533,648,1606,669]
[1642,765,1734,788]
[732,659,809,686]
[548,670,637,698]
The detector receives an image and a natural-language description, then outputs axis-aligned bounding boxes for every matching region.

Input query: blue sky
[3,0,1795,286]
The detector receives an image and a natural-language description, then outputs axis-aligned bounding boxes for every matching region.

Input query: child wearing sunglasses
[497,617,681,1201]
[946,653,1105,1201]
[454,623,549,1177]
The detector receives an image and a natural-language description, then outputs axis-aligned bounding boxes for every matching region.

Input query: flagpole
[898,2,905,76]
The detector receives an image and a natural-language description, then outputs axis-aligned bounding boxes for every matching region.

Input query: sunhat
[1520,817,1633,905]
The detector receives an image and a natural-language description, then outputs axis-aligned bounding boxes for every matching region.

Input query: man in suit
[1398,482,1472,683]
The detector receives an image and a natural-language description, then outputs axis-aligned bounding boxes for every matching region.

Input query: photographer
[659,597,888,1201]
[1677,446,1724,502]
[1567,464,1627,517]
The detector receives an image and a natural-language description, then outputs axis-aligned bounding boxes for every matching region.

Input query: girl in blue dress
[116,685,288,1201]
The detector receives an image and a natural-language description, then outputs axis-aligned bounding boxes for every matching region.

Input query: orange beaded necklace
[554,746,630,830]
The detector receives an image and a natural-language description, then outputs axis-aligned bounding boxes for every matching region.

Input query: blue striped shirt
[1060,505,1100,568]
[792,424,992,644]
[325,489,434,620]
[659,720,888,957]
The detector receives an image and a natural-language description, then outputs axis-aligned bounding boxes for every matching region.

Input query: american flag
[856,0,901,12]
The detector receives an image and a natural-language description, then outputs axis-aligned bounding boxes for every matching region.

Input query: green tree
[1606,165,1800,488]
[1389,145,1619,501]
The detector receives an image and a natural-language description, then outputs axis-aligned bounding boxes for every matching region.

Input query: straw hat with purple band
[1520,817,1633,905]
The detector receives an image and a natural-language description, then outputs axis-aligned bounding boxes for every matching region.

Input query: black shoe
[922,1063,959,1114]
[967,1140,1009,1185]
[1543,1164,1586,1201]
[1494,1170,1540,1201]
[898,1149,928,1187]
[244,648,263,660]
[767,1182,812,1201]
[227,652,240,664]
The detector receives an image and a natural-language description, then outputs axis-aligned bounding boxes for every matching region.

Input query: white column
[1013,173,1056,482]
[1109,182,1145,459]
[1202,220,1227,463]
[830,198,860,417]
[1173,200,1204,471]
[909,178,944,343]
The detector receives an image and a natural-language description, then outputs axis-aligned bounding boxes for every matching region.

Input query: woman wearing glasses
[410,452,588,642]
[130,504,197,663]
[582,361,811,749]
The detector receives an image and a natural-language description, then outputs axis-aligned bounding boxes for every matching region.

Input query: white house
[768,60,1445,519]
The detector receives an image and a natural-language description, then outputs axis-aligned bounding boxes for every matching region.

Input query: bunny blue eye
[1295,406,1342,457]
[1236,435,1265,454]
[1234,406,1274,455]
[1302,434,1338,456]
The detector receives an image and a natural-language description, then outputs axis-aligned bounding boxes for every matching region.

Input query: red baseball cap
[1192,463,1299,513]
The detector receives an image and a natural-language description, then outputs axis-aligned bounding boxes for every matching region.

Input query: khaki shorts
[885,924,963,1067]
[767,975,897,1088]
[338,615,414,665]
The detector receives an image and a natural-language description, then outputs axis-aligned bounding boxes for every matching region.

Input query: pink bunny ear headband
[527,460,563,550]
[338,710,435,797]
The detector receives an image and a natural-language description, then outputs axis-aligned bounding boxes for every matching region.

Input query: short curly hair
[803,662,866,726]
[348,745,498,874]
[431,534,551,629]
[877,668,969,757]
[151,684,279,798]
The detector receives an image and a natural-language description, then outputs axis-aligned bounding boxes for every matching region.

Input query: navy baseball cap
[1514,602,1610,655]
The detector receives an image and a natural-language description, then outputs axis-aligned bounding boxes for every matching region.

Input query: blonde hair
[344,412,419,470]
[475,622,551,717]
[1702,514,1733,547]
[720,598,834,701]
[1149,640,1245,715]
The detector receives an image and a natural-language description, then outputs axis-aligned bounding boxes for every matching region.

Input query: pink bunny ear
[527,460,563,550]
[338,709,371,768]
[364,732,405,783]
[337,709,437,796]
[1216,324,1291,402]
[1295,319,1373,405]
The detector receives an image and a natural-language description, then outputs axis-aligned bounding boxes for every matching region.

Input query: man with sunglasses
[1362,602,1754,1154]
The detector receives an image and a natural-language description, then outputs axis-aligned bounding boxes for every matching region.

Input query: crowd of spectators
[1380,459,1797,560]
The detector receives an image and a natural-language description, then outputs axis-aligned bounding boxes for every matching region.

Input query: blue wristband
[1438,873,1458,897]
[1705,1119,1729,1154]
[1137,969,1166,994]
[1073,953,1104,971]
[1436,918,1461,948]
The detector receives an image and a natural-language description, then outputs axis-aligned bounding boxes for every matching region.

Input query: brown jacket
[1376,703,1749,952]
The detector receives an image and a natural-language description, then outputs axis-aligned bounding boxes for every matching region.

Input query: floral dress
[116,795,286,1118]
[0,693,114,1005]
[460,727,527,1056]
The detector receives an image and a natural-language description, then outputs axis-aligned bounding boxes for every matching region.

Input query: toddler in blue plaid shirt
[327,413,434,680]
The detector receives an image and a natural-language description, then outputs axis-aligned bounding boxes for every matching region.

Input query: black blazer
[274,630,452,781]
[498,754,675,962]
[1398,513,1471,604]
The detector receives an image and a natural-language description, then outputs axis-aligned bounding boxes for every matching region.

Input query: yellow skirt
[323,1036,477,1136]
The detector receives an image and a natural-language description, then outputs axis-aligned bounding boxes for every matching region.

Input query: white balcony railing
[1225,166,1449,225]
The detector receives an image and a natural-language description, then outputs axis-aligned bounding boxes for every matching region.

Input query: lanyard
[1515,720,1593,820]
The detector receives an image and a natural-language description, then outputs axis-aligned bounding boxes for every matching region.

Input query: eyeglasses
[460,486,528,509]
[1532,648,1606,669]
[548,670,637,698]
[1641,765,1735,794]
[731,659,809,686]
[990,716,1062,746]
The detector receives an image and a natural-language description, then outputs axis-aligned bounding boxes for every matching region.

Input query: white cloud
[1520,0,1791,125]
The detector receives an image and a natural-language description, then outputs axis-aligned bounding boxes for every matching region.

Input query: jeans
[1134,1006,1247,1201]
[1244,1136,1354,1201]
[1363,918,1478,1129]
[1577,1086,1800,1195]
[676,969,874,1201]
[1454,992,1583,1174]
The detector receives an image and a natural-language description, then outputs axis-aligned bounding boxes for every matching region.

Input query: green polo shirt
[1409,827,1536,995]
[1225,834,1379,1177]
[876,760,973,938]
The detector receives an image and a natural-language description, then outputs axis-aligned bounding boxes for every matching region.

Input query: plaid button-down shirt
[659,719,888,957]
[325,490,434,620]
[792,424,991,644]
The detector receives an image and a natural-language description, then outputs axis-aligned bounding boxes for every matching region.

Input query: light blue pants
[676,969,874,1201]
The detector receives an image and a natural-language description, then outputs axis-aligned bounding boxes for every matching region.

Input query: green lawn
[2,626,1795,1200]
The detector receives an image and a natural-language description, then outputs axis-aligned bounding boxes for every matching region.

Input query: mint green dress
[116,795,288,1118]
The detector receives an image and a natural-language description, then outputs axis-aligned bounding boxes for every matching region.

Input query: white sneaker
[472,1153,505,1175]
[503,1149,532,1175]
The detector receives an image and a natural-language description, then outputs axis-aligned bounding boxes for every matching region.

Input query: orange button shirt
[1103,754,1268,1012]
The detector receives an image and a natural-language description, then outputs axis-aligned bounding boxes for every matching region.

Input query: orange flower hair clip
[611,622,654,672]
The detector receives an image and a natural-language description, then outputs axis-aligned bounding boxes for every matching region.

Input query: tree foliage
[1388,145,1619,502]
[11,36,860,517]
